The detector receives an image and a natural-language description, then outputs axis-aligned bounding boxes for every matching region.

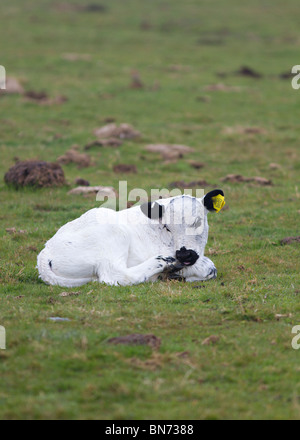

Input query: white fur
[37,195,217,287]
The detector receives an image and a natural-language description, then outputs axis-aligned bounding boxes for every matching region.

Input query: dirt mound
[222,126,267,135]
[94,123,141,140]
[221,174,272,185]
[4,160,66,188]
[107,334,161,350]
[145,143,194,161]
[203,83,242,92]
[280,236,300,245]
[24,90,68,106]
[189,160,205,169]
[84,138,122,150]
[62,53,92,61]
[74,178,90,186]
[24,90,48,101]
[3,77,24,94]
[129,70,144,89]
[113,164,137,174]
[235,66,262,78]
[57,146,91,168]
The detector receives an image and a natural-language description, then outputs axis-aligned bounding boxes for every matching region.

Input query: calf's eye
[164,225,171,233]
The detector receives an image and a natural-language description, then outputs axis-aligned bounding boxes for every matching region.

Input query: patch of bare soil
[188,160,205,169]
[269,163,281,170]
[84,138,123,150]
[4,160,66,188]
[197,36,224,46]
[54,3,107,13]
[57,146,92,168]
[167,64,191,73]
[103,117,116,123]
[235,66,262,78]
[24,90,48,100]
[280,236,300,245]
[82,4,107,13]
[61,53,92,61]
[222,125,267,135]
[113,164,137,174]
[74,178,90,186]
[24,91,68,106]
[107,333,161,350]
[129,70,144,89]
[221,174,272,186]
[145,144,194,162]
[94,123,141,140]
[279,72,294,80]
[203,83,242,92]
[2,77,24,94]
[140,20,152,31]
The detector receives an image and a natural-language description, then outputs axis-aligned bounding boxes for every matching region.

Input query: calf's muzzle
[176,247,199,266]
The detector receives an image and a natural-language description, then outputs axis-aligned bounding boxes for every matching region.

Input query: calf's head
[140,190,225,264]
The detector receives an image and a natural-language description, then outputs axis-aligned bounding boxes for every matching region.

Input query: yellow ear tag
[211,194,225,213]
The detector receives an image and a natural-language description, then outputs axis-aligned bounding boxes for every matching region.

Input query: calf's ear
[204,189,225,213]
[140,202,165,219]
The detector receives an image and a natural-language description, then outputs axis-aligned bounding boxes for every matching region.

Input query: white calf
[37,189,225,287]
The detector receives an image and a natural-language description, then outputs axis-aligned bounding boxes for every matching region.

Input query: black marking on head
[140,202,165,219]
[49,260,53,270]
[204,189,224,212]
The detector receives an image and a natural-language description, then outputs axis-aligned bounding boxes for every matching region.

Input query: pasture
[0,0,299,420]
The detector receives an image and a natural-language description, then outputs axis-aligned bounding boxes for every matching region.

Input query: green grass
[0,0,299,420]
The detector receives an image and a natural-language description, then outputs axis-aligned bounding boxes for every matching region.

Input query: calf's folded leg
[97,255,181,286]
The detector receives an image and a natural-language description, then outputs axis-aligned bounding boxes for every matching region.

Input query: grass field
[0,0,299,420]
